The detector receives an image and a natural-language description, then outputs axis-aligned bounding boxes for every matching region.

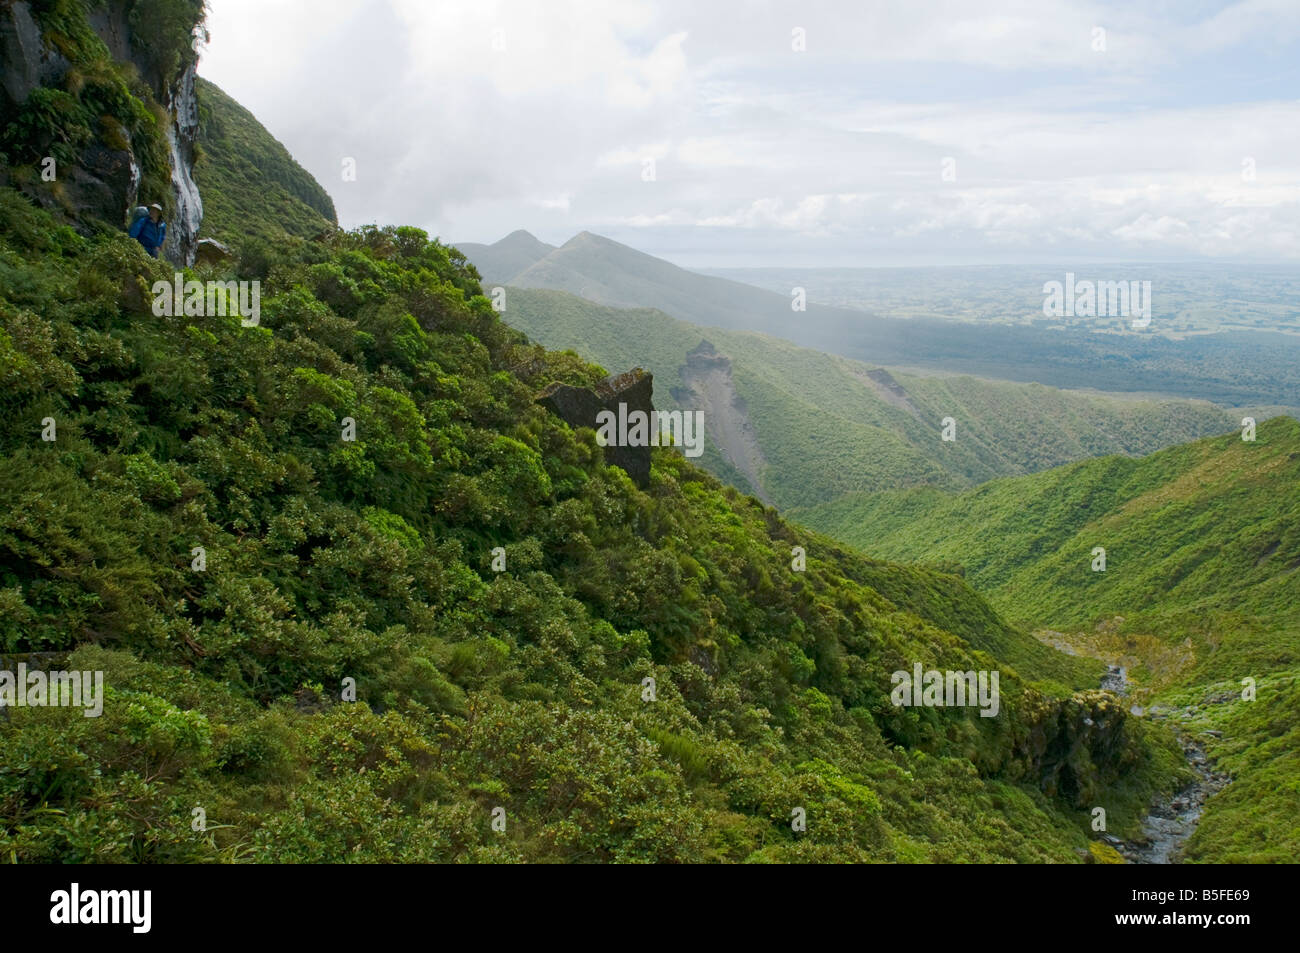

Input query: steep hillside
[193,77,337,246]
[796,418,1300,649]
[796,418,1300,861]
[0,184,1189,863]
[494,285,1246,510]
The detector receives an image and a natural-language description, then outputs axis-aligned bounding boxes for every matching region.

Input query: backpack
[130,206,149,227]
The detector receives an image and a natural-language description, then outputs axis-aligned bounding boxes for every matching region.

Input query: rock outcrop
[1012,690,1137,807]
[538,368,655,488]
[194,237,234,266]
[0,2,68,104]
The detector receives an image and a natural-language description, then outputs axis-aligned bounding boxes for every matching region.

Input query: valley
[0,0,1293,869]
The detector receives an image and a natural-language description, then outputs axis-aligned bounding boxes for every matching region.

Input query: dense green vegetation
[0,183,1191,862]
[499,285,1246,510]
[194,77,337,247]
[796,420,1300,861]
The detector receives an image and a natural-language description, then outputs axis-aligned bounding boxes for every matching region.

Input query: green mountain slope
[494,285,1246,510]
[1,184,1187,863]
[194,76,337,246]
[795,419,1300,654]
[796,419,1300,862]
[481,230,862,351]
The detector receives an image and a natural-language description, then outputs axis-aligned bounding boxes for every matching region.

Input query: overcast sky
[199,0,1300,267]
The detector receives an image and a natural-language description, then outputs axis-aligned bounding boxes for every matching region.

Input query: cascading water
[163,61,203,266]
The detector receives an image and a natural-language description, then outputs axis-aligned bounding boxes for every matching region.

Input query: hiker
[129,203,166,258]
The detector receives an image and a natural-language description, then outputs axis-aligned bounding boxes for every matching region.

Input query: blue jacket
[130,216,166,256]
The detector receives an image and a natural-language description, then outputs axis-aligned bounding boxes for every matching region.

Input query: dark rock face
[538,368,655,488]
[0,2,69,105]
[63,143,141,226]
[85,6,132,64]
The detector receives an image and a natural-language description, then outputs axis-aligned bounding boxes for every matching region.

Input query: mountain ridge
[193,76,337,247]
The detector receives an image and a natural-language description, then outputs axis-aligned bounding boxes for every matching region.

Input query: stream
[1099,664,1231,864]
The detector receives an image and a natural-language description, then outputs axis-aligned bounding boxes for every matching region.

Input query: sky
[198,0,1300,268]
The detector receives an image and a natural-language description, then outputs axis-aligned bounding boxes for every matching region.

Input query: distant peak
[562,230,636,252]
[497,229,545,245]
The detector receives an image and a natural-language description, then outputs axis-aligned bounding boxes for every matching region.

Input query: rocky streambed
[1099,664,1231,864]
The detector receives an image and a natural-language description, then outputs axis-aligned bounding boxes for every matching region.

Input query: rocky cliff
[0,0,205,264]
[1011,689,1139,808]
[538,368,656,488]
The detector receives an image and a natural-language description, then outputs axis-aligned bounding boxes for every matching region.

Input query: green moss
[1089,840,1127,864]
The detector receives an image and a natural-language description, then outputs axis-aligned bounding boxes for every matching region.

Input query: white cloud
[199,0,1300,263]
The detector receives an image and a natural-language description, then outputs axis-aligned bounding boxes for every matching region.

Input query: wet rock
[162,61,203,265]
[1101,665,1128,694]
[1118,729,1231,864]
